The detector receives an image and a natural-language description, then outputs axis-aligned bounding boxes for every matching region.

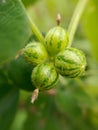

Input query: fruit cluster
[23,26,86,102]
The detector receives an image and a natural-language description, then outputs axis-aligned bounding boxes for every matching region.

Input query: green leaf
[11,109,27,130]
[44,115,67,130]
[0,0,31,63]
[0,86,19,130]
[73,84,94,108]
[82,0,98,61]
[23,93,52,130]
[6,55,35,91]
[22,0,39,7]
[55,86,95,130]
[0,67,9,87]
[55,89,82,118]
[23,93,69,130]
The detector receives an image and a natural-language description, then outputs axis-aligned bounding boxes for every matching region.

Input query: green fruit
[44,26,69,56]
[31,63,59,90]
[54,47,87,78]
[23,42,48,66]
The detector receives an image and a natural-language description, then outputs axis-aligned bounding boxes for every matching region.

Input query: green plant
[1,0,98,130]
[22,11,87,102]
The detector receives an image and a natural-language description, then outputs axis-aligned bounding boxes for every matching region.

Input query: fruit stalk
[27,14,44,43]
[68,0,89,47]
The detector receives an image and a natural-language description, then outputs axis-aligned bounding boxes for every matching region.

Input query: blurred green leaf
[44,113,70,130]
[0,67,9,87]
[55,77,97,129]
[0,0,31,63]
[23,93,69,130]
[55,89,81,118]
[73,86,94,108]
[45,0,76,24]
[82,0,98,61]
[6,55,35,91]
[23,93,52,130]
[22,0,39,7]
[89,108,98,129]
[0,86,19,130]
[11,109,27,130]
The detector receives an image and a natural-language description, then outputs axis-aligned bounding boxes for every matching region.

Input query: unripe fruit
[23,42,48,66]
[44,26,69,56]
[31,63,59,91]
[54,47,87,78]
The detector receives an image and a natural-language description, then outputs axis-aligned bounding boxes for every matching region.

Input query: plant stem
[28,15,44,43]
[68,0,89,47]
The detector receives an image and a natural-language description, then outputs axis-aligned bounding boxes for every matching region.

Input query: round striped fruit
[31,63,59,91]
[54,47,87,78]
[23,42,48,66]
[44,26,69,56]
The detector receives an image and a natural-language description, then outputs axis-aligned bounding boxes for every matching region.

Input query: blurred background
[0,0,98,130]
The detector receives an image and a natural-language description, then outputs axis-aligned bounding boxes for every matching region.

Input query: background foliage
[0,0,98,130]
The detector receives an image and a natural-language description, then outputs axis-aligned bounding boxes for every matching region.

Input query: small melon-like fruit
[54,47,87,78]
[44,26,69,56]
[23,42,48,66]
[31,63,59,91]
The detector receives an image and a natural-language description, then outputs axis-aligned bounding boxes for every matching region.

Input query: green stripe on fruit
[44,26,69,56]
[23,42,48,66]
[31,62,59,91]
[54,47,86,78]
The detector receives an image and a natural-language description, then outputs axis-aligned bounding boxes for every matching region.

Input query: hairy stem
[28,15,44,43]
[68,0,89,47]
